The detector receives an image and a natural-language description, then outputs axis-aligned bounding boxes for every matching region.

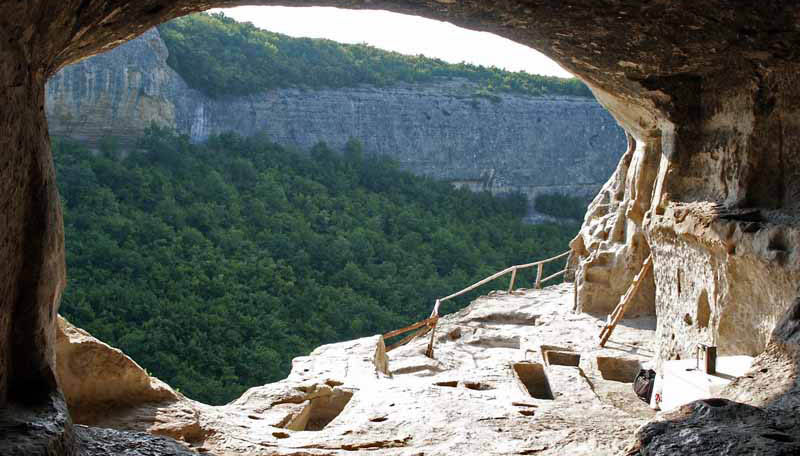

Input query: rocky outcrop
[55,316,180,425]
[54,284,659,455]
[566,38,800,454]
[74,426,199,456]
[569,133,657,318]
[45,28,626,219]
[570,68,800,368]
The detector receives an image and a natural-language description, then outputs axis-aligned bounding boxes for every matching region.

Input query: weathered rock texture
[569,133,658,318]
[625,298,800,455]
[45,28,626,219]
[4,1,800,455]
[56,285,659,455]
[570,53,800,366]
[55,316,180,425]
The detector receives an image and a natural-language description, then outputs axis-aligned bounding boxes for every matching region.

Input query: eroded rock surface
[628,399,800,456]
[0,392,199,456]
[59,285,658,455]
[569,133,657,317]
[74,426,199,456]
[571,80,800,364]
[55,316,180,425]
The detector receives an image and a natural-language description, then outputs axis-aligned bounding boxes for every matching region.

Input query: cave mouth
[285,390,354,431]
[10,1,796,455]
[513,362,554,400]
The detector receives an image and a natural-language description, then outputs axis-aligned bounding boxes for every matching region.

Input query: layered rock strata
[45,28,626,219]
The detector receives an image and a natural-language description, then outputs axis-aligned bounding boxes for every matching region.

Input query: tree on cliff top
[158,12,593,99]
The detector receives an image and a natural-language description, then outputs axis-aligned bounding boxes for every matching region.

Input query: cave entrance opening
[0,2,648,453]
[43,3,613,410]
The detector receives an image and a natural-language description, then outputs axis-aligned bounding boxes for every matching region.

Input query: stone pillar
[570,130,659,317]
[0,44,66,406]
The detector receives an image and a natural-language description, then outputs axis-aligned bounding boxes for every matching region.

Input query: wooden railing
[383,250,571,357]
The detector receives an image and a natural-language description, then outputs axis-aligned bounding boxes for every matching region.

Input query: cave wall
[572,65,800,363]
[648,68,800,361]
[569,132,658,318]
[0,57,66,407]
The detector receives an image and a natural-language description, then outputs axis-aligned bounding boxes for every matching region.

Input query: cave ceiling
[4,1,799,135]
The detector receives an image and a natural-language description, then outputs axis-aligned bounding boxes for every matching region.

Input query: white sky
[208,6,572,78]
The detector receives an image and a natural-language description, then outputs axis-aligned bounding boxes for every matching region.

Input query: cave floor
[95,283,658,455]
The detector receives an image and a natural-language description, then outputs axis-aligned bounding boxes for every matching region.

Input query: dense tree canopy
[55,129,577,404]
[158,13,593,99]
[534,193,588,221]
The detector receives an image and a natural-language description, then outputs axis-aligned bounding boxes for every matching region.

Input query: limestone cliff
[45,28,625,219]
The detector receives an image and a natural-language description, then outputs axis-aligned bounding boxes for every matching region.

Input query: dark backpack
[633,369,656,403]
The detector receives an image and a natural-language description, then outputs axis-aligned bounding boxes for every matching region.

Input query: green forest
[158,13,592,99]
[534,193,589,220]
[54,129,578,405]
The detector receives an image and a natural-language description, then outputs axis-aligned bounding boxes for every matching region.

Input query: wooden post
[508,267,517,293]
[425,299,440,358]
[431,299,441,318]
[535,263,544,289]
[425,320,437,359]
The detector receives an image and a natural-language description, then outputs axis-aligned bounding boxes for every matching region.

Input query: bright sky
[209,6,572,78]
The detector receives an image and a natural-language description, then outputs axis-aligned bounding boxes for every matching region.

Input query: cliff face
[45,28,625,218]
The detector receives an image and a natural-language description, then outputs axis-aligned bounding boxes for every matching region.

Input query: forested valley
[54,128,578,404]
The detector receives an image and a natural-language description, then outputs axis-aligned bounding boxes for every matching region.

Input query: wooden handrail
[383,316,438,340]
[386,325,431,352]
[541,268,567,284]
[513,251,570,270]
[440,250,570,302]
[439,266,517,302]
[383,250,571,355]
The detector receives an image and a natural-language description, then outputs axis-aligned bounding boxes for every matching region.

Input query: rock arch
[2,1,800,454]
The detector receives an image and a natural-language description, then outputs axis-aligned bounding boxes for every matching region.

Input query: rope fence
[383,250,571,357]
